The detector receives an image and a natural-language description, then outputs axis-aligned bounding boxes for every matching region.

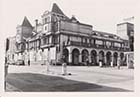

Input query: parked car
[15,60,25,66]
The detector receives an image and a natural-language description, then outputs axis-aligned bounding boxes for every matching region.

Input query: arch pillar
[117,56,120,67]
[106,51,112,66]
[96,55,99,64]
[69,53,72,63]
[79,53,82,63]
[104,55,106,65]
[88,55,91,63]
[111,55,113,67]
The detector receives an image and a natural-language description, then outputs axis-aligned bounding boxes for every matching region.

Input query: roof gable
[51,3,65,15]
[22,16,33,28]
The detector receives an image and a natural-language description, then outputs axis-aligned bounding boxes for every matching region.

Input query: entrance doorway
[72,48,80,65]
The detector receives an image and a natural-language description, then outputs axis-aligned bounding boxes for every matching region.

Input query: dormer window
[93,32,97,35]
[44,17,50,24]
[71,15,78,23]
[108,35,114,38]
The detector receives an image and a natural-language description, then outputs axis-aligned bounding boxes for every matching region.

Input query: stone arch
[63,48,69,63]
[113,52,118,66]
[120,52,124,66]
[81,49,89,62]
[91,50,97,65]
[72,48,80,65]
[106,51,112,66]
[99,50,105,65]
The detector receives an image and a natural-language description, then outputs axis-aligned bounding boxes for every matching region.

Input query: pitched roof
[22,16,33,28]
[51,3,65,15]
[93,30,117,36]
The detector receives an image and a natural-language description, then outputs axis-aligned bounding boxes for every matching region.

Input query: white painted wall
[117,24,128,40]
[50,47,56,60]
[43,49,49,60]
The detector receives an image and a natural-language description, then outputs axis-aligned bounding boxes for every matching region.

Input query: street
[5,65,134,92]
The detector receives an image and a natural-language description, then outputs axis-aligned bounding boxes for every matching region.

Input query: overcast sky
[1,0,136,38]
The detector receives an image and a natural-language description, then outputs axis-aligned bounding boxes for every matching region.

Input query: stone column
[69,53,72,64]
[117,56,120,69]
[79,53,82,63]
[88,55,91,63]
[111,56,113,67]
[104,55,106,65]
[96,55,99,65]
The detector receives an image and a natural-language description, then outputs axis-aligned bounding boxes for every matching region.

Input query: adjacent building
[5,3,134,67]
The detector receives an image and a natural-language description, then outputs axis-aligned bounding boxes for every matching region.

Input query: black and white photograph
[0,0,139,96]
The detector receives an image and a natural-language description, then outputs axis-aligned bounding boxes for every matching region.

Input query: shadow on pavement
[6,73,132,92]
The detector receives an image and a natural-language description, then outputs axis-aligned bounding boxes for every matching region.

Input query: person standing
[86,57,89,67]
[62,55,67,75]
[28,59,30,66]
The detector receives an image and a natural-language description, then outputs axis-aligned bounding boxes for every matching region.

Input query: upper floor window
[121,43,124,48]
[85,38,87,43]
[124,42,128,46]
[106,41,111,46]
[96,40,103,45]
[44,17,50,24]
[87,39,89,43]
[45,26,47,31]
[43,38,46,45]
[45,18,47,24]
[114,42,121,47]
[36,40,39,47]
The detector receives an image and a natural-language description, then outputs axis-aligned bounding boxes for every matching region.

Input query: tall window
[114,42,121,47]
[85,38,87,43]
[43,38,46,45]
[45,18,47,24]
[44,17,50,24]
[45,26,47,31]
[96,40,103,45]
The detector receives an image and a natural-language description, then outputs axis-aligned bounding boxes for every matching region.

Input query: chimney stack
[35,19,38,27]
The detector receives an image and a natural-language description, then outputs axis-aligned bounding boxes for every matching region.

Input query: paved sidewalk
[42,66,134,91]
[6,65,134,92]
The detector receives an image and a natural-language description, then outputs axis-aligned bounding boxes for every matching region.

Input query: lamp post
[62,41,67,75]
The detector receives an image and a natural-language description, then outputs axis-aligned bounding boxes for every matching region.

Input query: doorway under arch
[106,51,112,66]
[91,50,97,65]
[81,49,89,63]
[63,48,69,63]
[99,51,105,66]
[72,48,80,65]
[113,52,118,66]
[120,53,124,66]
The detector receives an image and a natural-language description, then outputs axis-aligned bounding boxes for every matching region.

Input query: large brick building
[5,3,134,67]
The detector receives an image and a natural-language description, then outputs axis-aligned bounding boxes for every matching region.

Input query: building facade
[5,3,134,67]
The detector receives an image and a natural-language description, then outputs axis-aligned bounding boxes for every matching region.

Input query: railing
[68,41,126,51]
[40,43,55,48]
[15,49,24,53]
